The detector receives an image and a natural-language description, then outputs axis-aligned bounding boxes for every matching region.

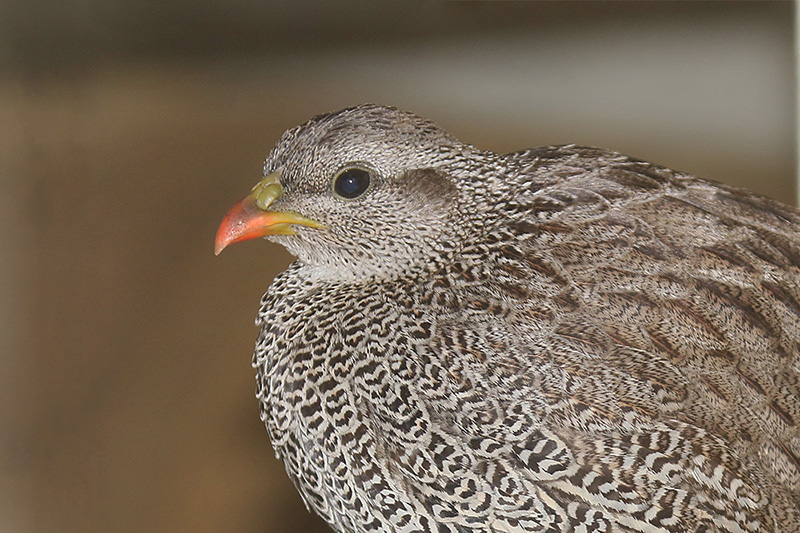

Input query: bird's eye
[333,168,371,199]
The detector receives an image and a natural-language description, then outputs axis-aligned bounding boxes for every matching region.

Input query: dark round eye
[334,168,371,199]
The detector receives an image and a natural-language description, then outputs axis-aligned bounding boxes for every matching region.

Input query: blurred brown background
[1,2,796,532]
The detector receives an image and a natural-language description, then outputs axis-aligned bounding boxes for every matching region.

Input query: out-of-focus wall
[1,2,795,532]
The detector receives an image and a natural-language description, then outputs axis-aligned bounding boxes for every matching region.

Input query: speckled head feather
[217,104,800,532]
[258,105,485,278]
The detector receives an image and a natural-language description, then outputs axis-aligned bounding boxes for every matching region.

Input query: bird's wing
[377,146,800,530]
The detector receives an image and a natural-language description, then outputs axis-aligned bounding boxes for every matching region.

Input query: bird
[215,104,800,532]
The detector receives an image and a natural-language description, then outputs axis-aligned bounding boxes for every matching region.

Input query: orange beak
[214,171,325,255]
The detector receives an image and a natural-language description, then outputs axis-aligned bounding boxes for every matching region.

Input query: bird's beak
[214,171,325,255]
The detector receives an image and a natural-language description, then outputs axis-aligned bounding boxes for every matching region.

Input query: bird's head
[215,105,488,279]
